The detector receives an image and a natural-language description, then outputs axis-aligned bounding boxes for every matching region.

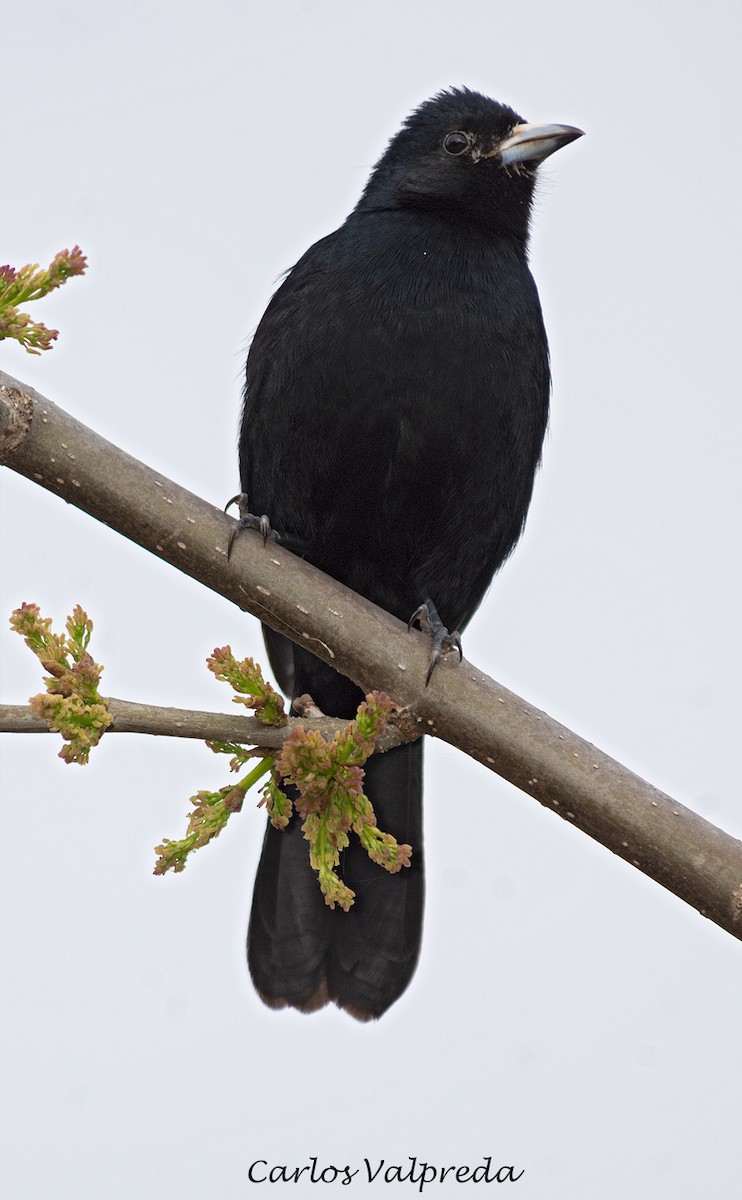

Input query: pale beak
[497,122,584,166]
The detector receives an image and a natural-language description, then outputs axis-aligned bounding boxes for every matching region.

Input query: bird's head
[356,87,583,242]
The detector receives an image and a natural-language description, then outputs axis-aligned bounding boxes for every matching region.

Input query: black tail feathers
[247,637,424,1020]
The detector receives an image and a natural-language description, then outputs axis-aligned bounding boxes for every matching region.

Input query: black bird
[236,87,582,1020]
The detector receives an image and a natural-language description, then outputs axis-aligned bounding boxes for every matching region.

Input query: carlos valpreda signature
[248,1156,524,1187]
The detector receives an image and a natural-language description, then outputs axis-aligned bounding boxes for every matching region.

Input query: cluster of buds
[9,602,111,764]
[276,691,412,911]
[0,246,87,354]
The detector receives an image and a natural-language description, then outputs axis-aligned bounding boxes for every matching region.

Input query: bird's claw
[424,627,463,686]
[225,493,276,559]
[408,598,463,686]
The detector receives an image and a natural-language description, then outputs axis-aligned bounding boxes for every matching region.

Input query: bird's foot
[225,493,276,559]
[225,494,308,559]
[408,597,462,686]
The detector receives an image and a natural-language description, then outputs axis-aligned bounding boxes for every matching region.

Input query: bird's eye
[443,131,471,156]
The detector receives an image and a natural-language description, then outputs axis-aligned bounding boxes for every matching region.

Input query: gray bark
[2,369,741,940]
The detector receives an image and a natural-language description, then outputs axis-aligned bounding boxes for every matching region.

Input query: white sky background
[2,1,741,1196]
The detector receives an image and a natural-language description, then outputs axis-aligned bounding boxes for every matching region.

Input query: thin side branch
[0,698,410,753]
[2,370,742,940]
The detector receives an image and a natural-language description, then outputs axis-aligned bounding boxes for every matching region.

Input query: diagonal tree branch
[2,368,742,940]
